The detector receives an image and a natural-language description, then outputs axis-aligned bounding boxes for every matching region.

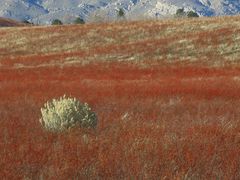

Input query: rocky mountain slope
[0,0,239,24]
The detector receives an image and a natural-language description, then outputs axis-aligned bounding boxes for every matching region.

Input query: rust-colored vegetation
[0,16,240,179]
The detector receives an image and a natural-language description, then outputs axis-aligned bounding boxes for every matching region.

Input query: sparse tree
[187,11,199,18]
[52,19,63,25]
[176,8,185,17]
[117,8,125,18]
[74,17,85,24]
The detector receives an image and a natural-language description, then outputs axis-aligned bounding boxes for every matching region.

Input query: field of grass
[0,16,240,179]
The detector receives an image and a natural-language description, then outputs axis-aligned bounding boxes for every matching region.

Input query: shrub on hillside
[40,95,97,132]
[74,17,85,24]
[176,8,186,17]
[117,8,125,18]
[52,19,63,25]
[187,11,199,18]
[176,8,199,18]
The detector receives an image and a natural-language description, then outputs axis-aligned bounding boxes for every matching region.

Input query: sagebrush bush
[40,95,97,132]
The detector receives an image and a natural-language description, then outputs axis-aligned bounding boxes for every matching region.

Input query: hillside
[0,0,240,24]
[0,17,26,27]
[0,16,240,179]
[1,15,240,67]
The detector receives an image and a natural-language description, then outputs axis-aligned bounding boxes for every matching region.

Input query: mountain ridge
[0,0,239,24]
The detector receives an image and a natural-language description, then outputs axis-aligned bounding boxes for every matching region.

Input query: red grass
[0,61,240,179]
[1,17,240,179]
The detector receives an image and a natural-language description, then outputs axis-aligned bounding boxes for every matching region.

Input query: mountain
[0,0,239,24]
[0,0,47,22]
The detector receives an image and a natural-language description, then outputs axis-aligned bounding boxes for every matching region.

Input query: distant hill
[0,0,240,24]
[0,17,26,27]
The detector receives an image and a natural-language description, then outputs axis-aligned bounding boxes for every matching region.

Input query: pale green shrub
[40,95,97,132]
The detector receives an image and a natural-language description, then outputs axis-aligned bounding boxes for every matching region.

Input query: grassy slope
[1,16,240,67]
[0,16,240,179]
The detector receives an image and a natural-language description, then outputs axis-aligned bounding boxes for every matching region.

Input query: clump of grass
[40,95,97,132]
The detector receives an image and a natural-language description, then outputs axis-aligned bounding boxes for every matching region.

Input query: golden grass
[1,16,240,68]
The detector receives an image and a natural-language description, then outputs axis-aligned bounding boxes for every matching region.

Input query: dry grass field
[0,16,240,179]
